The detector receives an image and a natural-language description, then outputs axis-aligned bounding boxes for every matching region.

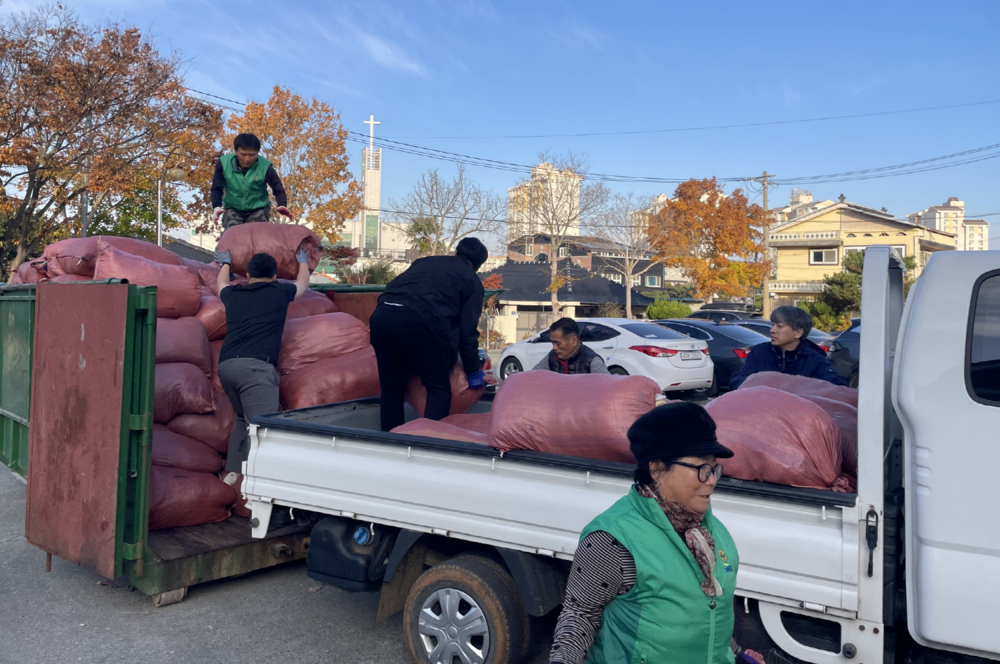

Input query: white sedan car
[494,318,715,394]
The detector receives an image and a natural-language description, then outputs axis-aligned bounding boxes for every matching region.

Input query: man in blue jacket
[729,305,846,390]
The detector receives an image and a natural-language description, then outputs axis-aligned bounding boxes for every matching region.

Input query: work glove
[214,248,232,266]
[276,206,293,219]
[466,370,486,391]
[212,207,225,224]
[295,248,309,265]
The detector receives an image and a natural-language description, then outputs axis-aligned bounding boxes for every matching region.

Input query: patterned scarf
[638,484,722,597]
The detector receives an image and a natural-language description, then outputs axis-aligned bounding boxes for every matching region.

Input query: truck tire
[454,553,533,660]
[404,558,524,664]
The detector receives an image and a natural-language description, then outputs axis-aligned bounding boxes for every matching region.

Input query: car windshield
[716,325,770,344]
[620,323,687,340]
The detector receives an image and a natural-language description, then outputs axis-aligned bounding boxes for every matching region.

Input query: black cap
[456,237,488,270]
[628,402,733,464]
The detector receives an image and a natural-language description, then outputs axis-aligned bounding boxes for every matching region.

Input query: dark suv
[687,309,762,323]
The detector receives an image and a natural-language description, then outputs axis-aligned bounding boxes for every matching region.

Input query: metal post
[156,177,163,247]
[760,171,773,317]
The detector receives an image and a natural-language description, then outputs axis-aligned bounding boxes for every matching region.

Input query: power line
[180,85,1000,187]
[382,98,1000,140]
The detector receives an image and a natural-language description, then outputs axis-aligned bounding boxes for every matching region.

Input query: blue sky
[9,0,1000,243]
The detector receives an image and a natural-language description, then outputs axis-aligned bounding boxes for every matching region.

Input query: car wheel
[849,372,859,389]
[499,357,522,381]
[609,366,629,376]
[404,558,524,664]
[704,369,720,397]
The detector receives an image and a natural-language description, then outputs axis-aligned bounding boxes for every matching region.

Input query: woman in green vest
[211,133,292,228]
[549,402,764,664]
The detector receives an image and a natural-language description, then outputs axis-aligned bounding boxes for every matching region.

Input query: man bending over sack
[214,249,309,473]
[211,132,293,228]
[728,305,846,390]
[370,237,491,432]
[532,317,610,375]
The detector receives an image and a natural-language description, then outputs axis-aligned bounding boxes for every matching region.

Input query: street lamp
[157,167,187,247]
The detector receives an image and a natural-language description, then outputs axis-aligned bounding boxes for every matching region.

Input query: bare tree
[511,153,609,314]
[387,165,505,257]
[586,193,667,318]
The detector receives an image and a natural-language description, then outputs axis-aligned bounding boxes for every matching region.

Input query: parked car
[478,348,496,392]
[732,320,836,353]
[653,319,769,396]
[829,320,861,386]
[494,317,715,394]
[687,309,761,322]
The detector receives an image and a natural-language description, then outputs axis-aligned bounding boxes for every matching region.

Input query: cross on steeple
[364,114,380,152]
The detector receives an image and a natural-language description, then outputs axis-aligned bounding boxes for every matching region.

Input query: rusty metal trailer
[0,281,309,605]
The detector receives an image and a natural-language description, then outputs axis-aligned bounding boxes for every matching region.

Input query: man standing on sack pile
[532,317,610,375]
[370,237,494,432]
[211,133,293,228]
[214,248,310,474]
[728,305,846,390]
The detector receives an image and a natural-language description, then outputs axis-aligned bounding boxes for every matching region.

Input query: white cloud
[354,29,427,77]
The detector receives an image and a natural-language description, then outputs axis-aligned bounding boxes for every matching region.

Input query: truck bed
[247,398,863,617]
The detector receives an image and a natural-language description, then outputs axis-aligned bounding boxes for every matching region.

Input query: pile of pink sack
[705,372,859,491]
[9,225,396,529]
[392,372,663,464]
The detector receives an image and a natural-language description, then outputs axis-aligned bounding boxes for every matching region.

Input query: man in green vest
[211,133,292,228]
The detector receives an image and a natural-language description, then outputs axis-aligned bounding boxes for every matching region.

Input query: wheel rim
[501,361,521,380]
[417,587,490,664]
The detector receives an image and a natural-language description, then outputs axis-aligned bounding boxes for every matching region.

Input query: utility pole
[749,170,775,316]
[80,115,93,238]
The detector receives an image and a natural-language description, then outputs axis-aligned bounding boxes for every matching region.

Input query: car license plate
[680,352,699,360]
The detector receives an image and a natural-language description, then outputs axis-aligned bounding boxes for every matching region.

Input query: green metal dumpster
[0,281,309,606]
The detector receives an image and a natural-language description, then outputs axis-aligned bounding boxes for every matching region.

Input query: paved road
[0,467,553,664]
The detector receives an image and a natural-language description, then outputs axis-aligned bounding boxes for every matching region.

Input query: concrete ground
[0,467,553,664]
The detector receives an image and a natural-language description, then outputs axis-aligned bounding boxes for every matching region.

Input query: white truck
[243,246,1000,664]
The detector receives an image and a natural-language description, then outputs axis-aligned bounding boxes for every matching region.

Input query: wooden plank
[25,284,131,580]
[146,517,309,562]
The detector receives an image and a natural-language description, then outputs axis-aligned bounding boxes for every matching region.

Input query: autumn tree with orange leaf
[647,178,770,303]
[223,86,363,243]
[0,6,222,274]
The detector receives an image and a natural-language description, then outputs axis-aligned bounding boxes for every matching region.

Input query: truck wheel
[454,553,533,659]
[500,358,522,381]
[404,558,524,664]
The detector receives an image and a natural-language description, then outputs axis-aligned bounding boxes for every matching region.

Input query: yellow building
[766,200,955,310]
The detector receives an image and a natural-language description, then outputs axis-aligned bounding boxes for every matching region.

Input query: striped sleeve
[549,530,637,664]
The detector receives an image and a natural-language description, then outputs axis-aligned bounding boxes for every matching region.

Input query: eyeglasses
[672,461,723,483]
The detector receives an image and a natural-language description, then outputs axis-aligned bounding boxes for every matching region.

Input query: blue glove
[213,248,231,266]
[467,369,486,390]
[295,248,309,264]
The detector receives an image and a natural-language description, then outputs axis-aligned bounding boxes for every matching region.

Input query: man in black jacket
[370,237,490,431]
[532,318,610,374]
[729,305,846,390]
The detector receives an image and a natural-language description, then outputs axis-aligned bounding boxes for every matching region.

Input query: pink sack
[278,312,370,375]
[392,419,491,445]
[706,386,844,490]
[280,346,381,410]
[442,412,491,435]
[168,392,237,455]
[10,259,48,284]
[181,258,222,289]
[799,394,858,476]
[151,425,224,473]
[209,340,224,394]
[739,371,858,408]
[215,222,322,280]
[405,361,485,418]
[156,317,212,377]
[154,362,215,424]
[489,372,661,463]
[48,275,92,283]
[148,465,233,530]
[286,289,338,320]
[195,289,227,341]
[45,236,185,277]
[93,242,200,318]
[221,471,253,519]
